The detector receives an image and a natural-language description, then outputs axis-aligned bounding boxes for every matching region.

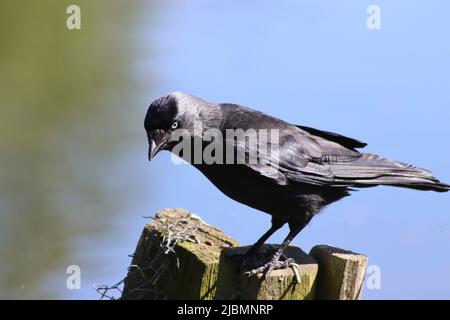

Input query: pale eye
[171,121,179,130]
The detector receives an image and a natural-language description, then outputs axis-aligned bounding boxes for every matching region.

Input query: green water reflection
[0,0,154,298]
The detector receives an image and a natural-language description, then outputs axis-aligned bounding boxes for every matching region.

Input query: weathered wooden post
[214,245,318,300]
[309,245,368,300]
[121,209,368,300]
[121,208,239,299]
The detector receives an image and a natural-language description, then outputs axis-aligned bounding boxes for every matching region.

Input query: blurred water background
[0,0,449,299]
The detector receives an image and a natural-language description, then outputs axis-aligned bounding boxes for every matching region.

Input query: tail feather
[331,153,450,192]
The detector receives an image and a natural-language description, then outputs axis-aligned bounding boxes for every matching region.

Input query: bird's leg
[242,217,285,259]
[243,217,311,281]
[243,228,300,279]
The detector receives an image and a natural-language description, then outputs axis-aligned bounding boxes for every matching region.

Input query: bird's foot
[243,257,301,283]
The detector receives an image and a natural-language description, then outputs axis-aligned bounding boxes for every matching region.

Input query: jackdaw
[144,92,449,278]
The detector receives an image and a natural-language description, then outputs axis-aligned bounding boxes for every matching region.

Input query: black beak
[148,130,167,161]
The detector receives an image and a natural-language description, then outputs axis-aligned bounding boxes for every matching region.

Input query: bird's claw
[242,258,301,283]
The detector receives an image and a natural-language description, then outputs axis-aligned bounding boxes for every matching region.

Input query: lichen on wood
[120,209,368,300]
[215,245,318,300]
[309,245,368,300]
[121,208,238,300]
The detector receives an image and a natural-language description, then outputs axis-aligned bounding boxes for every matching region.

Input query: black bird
[144,92,449,277]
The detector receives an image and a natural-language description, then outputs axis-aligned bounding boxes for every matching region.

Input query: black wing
[219,103,447,191]
[295,125,367,151]
[219,103,363,186]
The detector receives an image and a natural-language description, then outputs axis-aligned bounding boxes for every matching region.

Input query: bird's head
[144,92,222,161]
